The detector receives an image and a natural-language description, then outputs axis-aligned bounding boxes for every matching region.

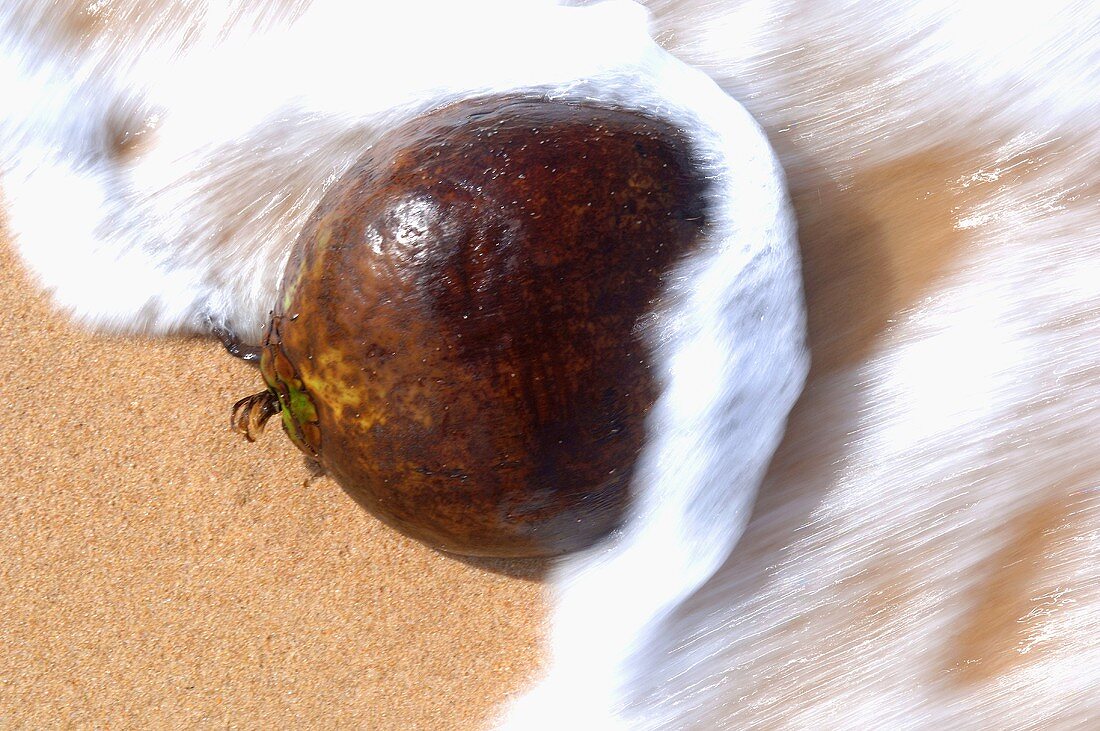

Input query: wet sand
[0,233,547,729]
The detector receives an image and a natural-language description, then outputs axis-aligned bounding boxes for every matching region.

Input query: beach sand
[0,233,547,728]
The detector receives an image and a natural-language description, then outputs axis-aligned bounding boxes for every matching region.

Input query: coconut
[232,95,709,557]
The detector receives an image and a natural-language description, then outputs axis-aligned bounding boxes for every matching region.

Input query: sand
[0,234,548,729]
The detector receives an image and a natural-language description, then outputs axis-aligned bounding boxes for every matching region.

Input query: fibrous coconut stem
[209,321,264,364]
[231,391,281,442]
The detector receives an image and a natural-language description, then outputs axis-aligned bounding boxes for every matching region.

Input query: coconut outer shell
[259,95,710,557]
